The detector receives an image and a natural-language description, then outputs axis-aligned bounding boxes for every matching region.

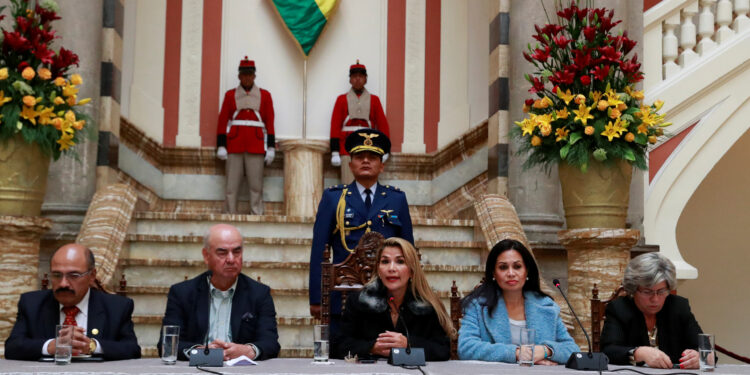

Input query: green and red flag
[271,0,338,57]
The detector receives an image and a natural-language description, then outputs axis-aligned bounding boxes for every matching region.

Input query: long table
[1,358,748,374]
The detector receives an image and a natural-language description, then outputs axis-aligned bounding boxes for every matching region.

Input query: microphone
[189,272,224,367]
[387,295,425,366]
[552,279,608,371]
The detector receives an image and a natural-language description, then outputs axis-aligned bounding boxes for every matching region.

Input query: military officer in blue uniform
[309,129,414,321]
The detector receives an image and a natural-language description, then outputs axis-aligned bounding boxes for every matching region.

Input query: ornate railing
[644,0,750,86]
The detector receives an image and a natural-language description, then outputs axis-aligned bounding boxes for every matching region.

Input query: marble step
[132,212,477,243]
[125,234,484,265]
[119,259,483,291]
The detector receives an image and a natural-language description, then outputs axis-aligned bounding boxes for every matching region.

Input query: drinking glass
[161,325,180,364]
[698,333,716,372]
[518,328,535,367]
[313,324,329,362]
[55,324,73,365]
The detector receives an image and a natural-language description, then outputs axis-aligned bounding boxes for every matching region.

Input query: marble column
[43,0,103,238]
[278,140,329,217]
[559,228,640,349]
[0,216,52,341]
[507,0,564,243]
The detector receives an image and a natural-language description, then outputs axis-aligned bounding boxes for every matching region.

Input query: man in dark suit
[4,244,141,361]
[160,224,280,361]
[309,129,414,320]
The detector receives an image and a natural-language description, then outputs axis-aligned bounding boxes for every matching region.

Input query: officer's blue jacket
[309,182,414,312]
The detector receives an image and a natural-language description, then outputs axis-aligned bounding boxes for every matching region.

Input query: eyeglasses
[49,269,93,281]
[637,288,670,297]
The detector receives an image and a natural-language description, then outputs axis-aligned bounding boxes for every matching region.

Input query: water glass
[55,324,73,365]
[518,328,535,367]
[313,324,329,362]
[698,333,716,372]
[161,325,180,364]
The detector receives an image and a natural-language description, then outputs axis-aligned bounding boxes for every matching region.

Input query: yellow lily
[0,91,12,106]
[556,107,569,120]
[555,127,570,142]
[556,88,575,105]
[573,103,594,126]
[601,122,622,142]
[21,105,40,125]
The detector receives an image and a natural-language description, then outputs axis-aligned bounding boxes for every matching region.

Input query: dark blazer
[160,271,280,360]
[600,295,703,365]
[309,182,414,313]
[332,280,450,361]
[4,289,141,361]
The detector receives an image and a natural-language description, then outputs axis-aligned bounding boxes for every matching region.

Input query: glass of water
[313,324,329,362]
[698,333,715,372]
[55,324,73,365]
[161,325,180,364]
[518,328,535,366]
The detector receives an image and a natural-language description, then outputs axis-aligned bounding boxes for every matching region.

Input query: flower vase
[558,159,632,229]
[0,135,51,216]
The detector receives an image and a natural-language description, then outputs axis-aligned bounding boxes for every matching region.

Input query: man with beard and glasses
[4,244,141,360]
[159,224,280,361]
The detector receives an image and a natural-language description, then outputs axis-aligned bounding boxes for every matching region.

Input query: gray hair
[622,252,677,295]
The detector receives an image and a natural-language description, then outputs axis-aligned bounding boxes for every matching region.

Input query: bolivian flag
[272,0,338,57]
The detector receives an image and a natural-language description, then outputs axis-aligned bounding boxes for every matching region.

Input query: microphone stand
[387,295,425,367]
[552,279,608,372]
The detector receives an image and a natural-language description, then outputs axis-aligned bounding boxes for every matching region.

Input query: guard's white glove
[382,152,390,163]
[265,147,275,166]
[216,146,228,160]
[331,151,341,167]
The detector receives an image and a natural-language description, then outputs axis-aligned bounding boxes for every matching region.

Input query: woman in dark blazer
[601,252,705,369]
[332,237,454,361]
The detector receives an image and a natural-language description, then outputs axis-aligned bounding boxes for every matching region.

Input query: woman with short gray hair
[601,253,704,369]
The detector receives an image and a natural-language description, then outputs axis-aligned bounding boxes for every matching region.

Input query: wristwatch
[89,339,97,354]
[628,347,637,365]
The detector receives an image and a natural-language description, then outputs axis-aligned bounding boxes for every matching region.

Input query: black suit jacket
[160,271,280,360]
[332,280,450,361]
[4,289,141,360]
[600,295,703,365]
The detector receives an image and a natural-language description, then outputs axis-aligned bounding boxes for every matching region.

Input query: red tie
[62,306,80,326]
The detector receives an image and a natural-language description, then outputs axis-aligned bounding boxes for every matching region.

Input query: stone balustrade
[644,0,750,85]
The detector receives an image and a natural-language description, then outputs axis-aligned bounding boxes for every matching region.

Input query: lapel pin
[91,328,99,335]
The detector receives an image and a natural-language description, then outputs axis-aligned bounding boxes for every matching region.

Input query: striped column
[487,0,510,196]
[97,0,124,190]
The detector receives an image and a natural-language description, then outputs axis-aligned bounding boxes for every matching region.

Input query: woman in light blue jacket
[458,239,579,365]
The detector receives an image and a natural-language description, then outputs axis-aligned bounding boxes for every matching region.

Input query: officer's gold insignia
[360,133,379,146]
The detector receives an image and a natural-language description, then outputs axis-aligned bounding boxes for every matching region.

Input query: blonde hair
[371,237,456,339]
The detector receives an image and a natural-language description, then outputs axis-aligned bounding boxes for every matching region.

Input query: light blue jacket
[458,290,579,363]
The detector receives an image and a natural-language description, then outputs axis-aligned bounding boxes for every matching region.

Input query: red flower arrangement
[514,0,669,172]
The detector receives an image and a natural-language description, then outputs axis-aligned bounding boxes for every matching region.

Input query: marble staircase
[119,212,485,358]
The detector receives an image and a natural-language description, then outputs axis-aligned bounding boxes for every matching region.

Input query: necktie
[62,306,80,326]
[364,188,372,210]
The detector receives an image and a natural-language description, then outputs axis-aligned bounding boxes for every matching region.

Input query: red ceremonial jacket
[216,87,275,154]
[330,93,389,155]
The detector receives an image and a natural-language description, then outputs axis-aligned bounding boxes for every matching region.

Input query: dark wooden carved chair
[590,283,626,352]
[449,281,461,359]
[320,232,385,325]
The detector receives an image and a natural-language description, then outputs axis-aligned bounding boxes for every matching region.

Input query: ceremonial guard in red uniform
[330,61,390,183]
[216,57,275,215]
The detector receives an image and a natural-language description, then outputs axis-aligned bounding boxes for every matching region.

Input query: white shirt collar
[208,275,239,295]
[58,288,91,328]
[355,181,377,202]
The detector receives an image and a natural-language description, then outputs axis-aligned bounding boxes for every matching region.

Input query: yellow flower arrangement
[0,0,91,159]
[514,0,671,171]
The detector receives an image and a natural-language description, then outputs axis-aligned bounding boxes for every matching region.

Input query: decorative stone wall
[559,228,640,349]
[0,216,52,342]
[76,184,137,286]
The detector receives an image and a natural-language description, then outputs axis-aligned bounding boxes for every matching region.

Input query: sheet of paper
[224,355,257,366]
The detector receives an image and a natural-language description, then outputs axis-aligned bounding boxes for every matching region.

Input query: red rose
[580,75,591,86]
